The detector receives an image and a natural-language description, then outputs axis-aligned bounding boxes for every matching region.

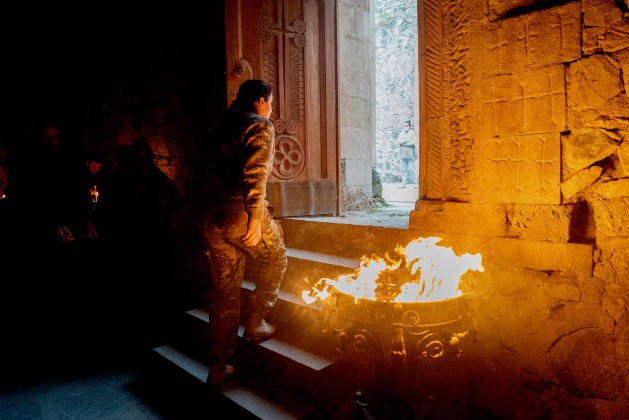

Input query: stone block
[548,283,581,302]
[548,329,628,400]
[343,158,369,186]
[594,245,629,290]
[409,200,444,231]
[480,66,567,138]
[339,95,369,128]
[562,128,619,179]
[474,133,561,204]
[442,202,507,237]
[560,166,603,200]
[481,2,580,76]
[342,127,372,156]
[491,237,593,277]
[340,38,368,75]
[410,202,507,237]
[603,19,629,53]
[568,54,622,113]
[608,142,629,178]
[593,178,629,199]
[507,204,574,242]
[338,2,369,41]
[590,194,629,247]
[342,70,370,99]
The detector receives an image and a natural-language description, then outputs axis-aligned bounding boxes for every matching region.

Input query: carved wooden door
[225,0,338,217]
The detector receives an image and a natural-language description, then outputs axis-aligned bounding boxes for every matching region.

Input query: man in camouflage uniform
[196,79,287,387]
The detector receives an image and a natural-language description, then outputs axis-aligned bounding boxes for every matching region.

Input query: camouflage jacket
[195,112,275,222]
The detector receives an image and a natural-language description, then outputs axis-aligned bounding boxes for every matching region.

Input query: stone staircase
[151,216,420,419]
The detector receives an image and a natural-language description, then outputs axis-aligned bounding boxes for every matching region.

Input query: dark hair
[131,137,155,160]
[86,150,104,164]
[229,79,273,114]
[207,79,273,145]
[114,144,132,165]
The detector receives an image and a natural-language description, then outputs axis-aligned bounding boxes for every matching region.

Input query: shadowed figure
[98,138,183,351]
[0,121,88,369]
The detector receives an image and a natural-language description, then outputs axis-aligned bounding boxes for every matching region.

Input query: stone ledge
[491,237,594,277]
[410,201,507,237]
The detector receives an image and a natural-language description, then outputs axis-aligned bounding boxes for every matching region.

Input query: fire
[302,236,483,304]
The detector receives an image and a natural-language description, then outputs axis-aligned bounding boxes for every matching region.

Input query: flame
[302,236,483,304]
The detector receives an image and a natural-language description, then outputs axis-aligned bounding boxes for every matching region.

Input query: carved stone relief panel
[481,1,580,77]
[475,132,561,204]
[419,0,444,200]
[480,64,567,139]
[442,0,473,201]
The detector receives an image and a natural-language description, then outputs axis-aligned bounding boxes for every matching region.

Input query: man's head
[131,137,155,174]
[40,124,62,149]
[86,151,104,175]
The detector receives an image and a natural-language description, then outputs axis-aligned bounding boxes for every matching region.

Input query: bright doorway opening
[374,0,419,208]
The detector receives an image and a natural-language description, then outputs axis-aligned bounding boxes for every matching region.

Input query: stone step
[153,344,320,420]
[186,307,335,372]
[286,247,360,269]
[151,221,376,418]
[280,218,421,260]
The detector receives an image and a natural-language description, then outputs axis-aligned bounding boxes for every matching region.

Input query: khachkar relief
[260,8,306,181]
[481,1,580,77]
[442,0,472,201]
[475,133,560,204]
[475,64,565,203]
[481,64,566,138]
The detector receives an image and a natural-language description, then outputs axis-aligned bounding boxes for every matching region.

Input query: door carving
[225,0,338,217]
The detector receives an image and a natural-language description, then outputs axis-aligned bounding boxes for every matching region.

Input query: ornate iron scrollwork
[322,286,476,419]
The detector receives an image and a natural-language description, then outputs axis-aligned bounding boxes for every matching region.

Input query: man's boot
[244,311,276,341]
[207,361,237,387]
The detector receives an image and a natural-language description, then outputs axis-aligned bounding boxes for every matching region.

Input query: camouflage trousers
[201,209,287,363]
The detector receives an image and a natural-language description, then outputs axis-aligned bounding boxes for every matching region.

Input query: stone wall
[338,0,376,211]
[410,0,629,417]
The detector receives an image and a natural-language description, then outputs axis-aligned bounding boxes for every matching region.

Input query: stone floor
[0,349,241,420]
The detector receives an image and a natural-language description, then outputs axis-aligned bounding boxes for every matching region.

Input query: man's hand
[85,222,98,239]
[241,219,262,246]
[57,225,75,244]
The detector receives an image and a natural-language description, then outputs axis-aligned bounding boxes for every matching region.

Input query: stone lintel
[491,237,593,277]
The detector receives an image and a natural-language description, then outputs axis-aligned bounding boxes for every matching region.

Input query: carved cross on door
[259,4,306,131]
